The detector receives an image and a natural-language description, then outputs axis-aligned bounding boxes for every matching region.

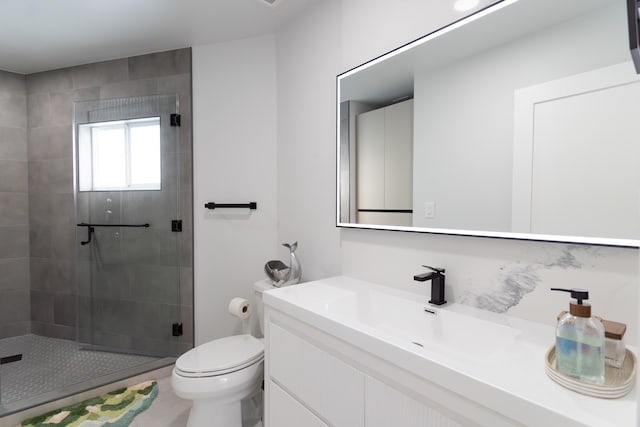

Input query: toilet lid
[175,335,264,377]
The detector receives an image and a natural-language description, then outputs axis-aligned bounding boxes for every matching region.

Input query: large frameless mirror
[337,0,640,247]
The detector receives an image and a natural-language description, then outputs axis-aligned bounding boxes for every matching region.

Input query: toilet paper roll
[228,297,251,320]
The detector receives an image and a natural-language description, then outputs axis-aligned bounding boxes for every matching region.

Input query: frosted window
[130,123,161,187]
[92,126,126,189]
[78,117,161,191]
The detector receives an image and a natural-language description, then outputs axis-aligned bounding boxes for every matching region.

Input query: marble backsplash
[341,228,638,344]
[460,245,603,313]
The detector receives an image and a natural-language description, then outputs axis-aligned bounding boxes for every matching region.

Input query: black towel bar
[204,202,257,210]
[76,223,150,228]
[76,222,150,245]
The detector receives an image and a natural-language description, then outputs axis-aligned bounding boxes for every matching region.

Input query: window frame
[78,116,162,192]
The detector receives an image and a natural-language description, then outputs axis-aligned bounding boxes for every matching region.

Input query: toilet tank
[254,279,277,336]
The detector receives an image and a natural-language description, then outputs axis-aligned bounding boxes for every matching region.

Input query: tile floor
[128,376,191,427]
[0,334,159,405]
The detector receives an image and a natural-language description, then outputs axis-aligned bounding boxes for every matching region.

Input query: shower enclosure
[74,94,185,358]
[0,93,189,417]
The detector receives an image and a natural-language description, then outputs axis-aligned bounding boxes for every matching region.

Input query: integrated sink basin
[266,276,520,362]
[313,280,519,360]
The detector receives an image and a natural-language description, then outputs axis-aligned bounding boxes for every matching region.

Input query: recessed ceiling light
[454,0,479,12]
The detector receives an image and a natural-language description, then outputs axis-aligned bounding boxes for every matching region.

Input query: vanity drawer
[366,376,464,427]
[269,381,328,427]
[268,322,365,427]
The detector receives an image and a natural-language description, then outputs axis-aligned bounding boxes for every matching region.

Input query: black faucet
[414,265,446,306]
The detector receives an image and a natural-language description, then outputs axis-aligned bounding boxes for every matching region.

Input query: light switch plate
[424,202,435,219]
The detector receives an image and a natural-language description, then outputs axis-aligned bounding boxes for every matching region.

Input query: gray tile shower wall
[0,70,30,339]
[0,71,31,338]
[23,48,193,352]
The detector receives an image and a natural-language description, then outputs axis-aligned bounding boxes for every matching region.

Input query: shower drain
[0,354,22,365]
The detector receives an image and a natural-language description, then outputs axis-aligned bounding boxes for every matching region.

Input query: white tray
[545,345,636,399]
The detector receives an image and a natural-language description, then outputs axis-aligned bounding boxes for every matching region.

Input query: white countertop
[263,276,636,427]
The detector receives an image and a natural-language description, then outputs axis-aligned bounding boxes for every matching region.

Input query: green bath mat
[19,380,158,427]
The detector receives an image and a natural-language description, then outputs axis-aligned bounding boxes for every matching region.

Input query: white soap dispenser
[550,288,605,385]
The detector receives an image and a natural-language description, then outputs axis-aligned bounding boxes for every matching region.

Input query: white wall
[340,0,482,71]
[192,36,278,344]
[275,0,343,282]
[274,0,638,344]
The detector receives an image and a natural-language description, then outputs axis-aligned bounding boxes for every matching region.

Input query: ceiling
[0,0,315,75]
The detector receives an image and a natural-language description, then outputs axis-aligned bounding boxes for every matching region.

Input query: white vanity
[263,277,635,427]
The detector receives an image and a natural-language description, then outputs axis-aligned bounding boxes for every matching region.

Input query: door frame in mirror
[628,0,640,72]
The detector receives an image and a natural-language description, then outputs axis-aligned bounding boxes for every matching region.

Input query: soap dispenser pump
[550,288,605,385]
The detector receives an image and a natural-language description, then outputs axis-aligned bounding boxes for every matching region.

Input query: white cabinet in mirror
[336,0,640,247]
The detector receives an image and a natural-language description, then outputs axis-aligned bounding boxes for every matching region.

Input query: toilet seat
[175,334,264,378]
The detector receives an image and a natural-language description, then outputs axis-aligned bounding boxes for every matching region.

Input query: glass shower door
[74,95,183,358]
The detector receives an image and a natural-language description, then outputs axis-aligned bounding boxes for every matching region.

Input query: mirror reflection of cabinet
[356,99,413,226]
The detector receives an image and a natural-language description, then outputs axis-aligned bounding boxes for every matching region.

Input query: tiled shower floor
[0,334,160,408]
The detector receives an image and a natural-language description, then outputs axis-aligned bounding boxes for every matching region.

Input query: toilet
[171,280,274,427]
